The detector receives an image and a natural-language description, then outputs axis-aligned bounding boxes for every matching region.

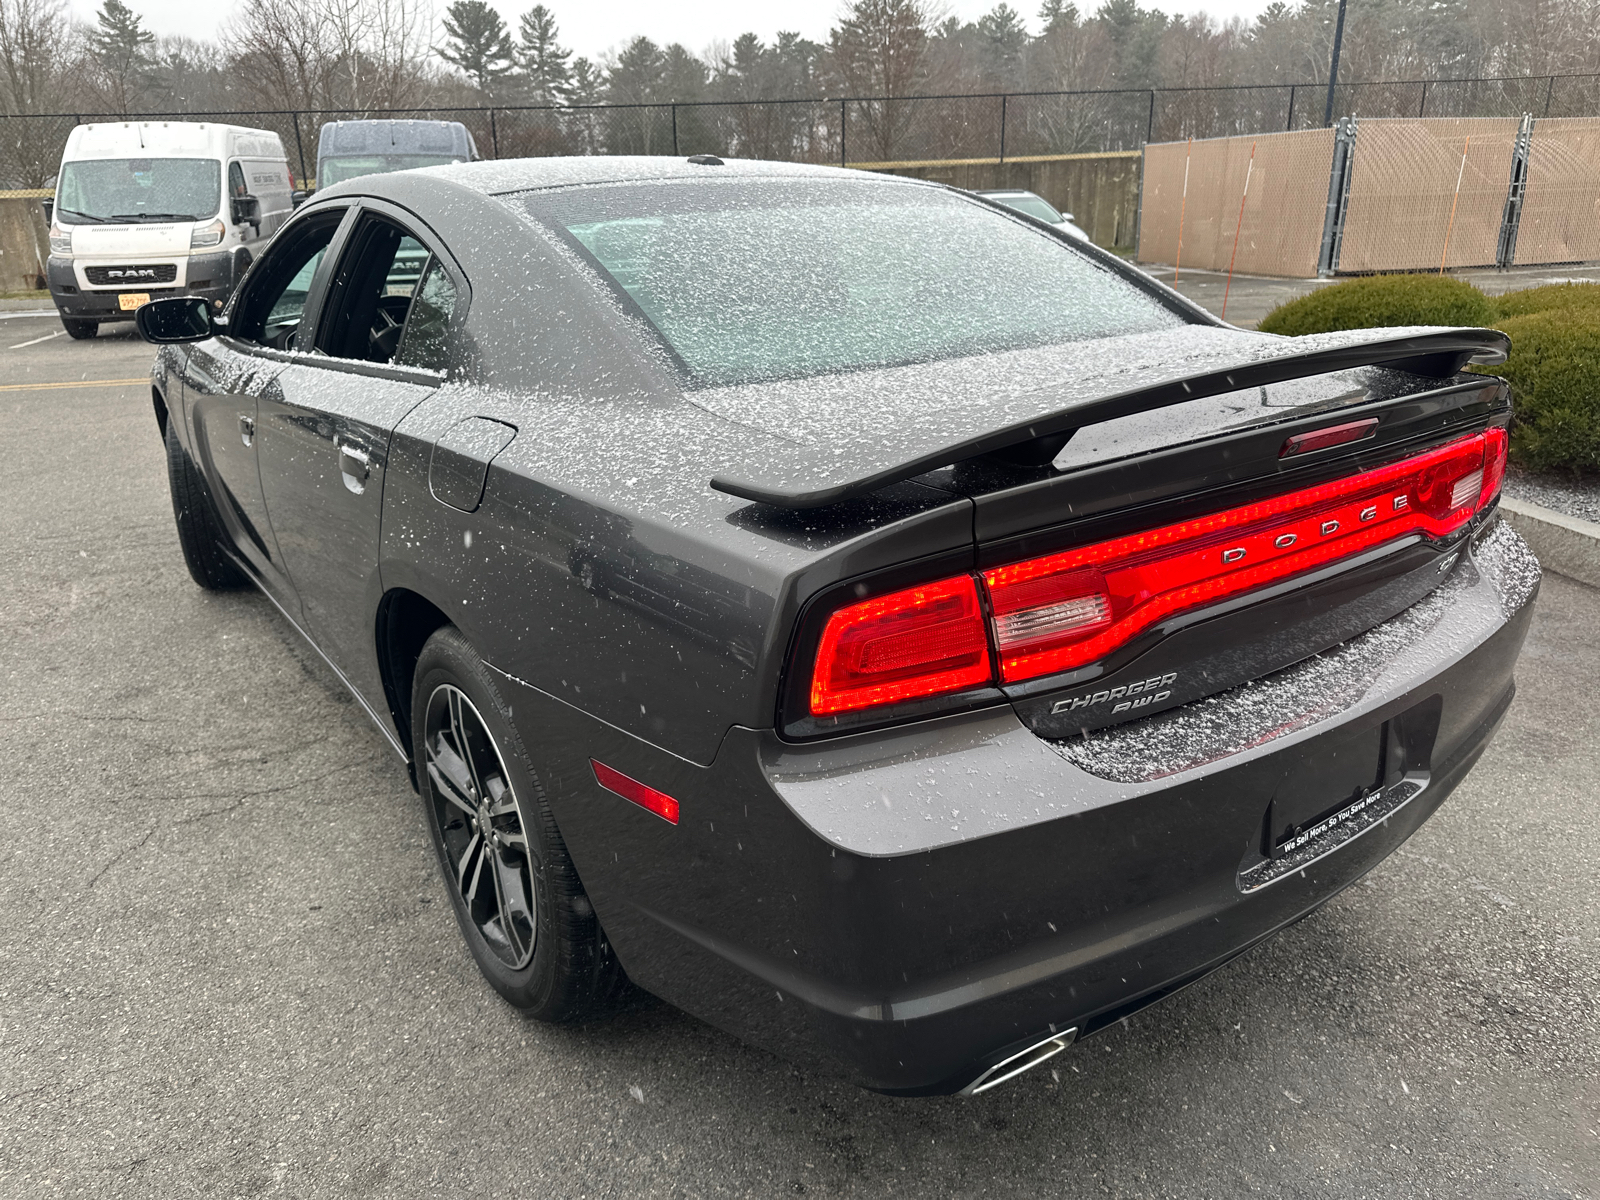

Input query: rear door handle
[238,414,254,447]
[338,441,370,494]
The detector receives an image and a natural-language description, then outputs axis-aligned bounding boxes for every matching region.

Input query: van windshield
[56,158,221,224]
[318,155,466,186]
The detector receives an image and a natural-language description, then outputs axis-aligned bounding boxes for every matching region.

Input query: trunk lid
[937,368,1510,740]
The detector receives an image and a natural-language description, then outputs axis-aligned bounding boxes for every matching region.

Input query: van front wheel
[61,317,96,340]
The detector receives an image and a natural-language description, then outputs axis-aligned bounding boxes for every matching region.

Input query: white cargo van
[47,122,294,339]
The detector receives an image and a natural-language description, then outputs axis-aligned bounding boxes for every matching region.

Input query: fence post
[1496,113,1534,268]
[1285,85,1296,131]
[840,99,847,166]
[1418,80,1428,118]
[1544,75,1556,117]
[671,104,679,155]
[1146,90,1156,142]
[999,94,1007,163]
[1317,116,1358,276]
[290,111,307,188]
[489,109,499,159]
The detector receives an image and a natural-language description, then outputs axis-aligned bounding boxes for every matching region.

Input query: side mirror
[290,189,310,208]
[135,296,215,344]
[231,193,261,227]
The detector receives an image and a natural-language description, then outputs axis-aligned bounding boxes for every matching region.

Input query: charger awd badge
[1052,672,1179,716]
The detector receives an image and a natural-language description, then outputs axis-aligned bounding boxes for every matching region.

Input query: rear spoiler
[709,327,1510,510]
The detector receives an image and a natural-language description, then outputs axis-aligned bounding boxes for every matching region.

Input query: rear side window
[530,179,1183,387]
[396,260,458,370]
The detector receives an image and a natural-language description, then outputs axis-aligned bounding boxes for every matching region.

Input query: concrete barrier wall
[0,193,50,292]
[858,151,1143,249]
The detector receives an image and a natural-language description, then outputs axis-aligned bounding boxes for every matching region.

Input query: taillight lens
[801,428,1507,718]
[983,430,1504,684]
[809,575,991,715]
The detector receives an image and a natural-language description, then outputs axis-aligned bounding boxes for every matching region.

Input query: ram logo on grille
[85,264,178,286]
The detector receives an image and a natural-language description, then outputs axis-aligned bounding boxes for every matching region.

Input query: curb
[1499,496,1600,589]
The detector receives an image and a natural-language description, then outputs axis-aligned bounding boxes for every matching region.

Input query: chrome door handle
[338,441,370,494]
[238,414,254,447]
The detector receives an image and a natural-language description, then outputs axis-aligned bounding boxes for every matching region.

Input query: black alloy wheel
[411,626,627,1019]
[423,684,537,969]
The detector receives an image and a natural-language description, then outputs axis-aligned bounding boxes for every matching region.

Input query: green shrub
[1257,274,1497,336]
[1491,282,1600,320]
[1487,311,1600,474]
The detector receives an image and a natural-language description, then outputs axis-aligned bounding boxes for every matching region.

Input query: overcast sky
[71,0,1283,63]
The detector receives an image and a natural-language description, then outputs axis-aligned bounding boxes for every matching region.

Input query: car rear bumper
[46,252,237,322]
[493,519,1538,1093]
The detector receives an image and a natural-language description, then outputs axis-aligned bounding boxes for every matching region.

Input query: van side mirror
[291,190,310,208]
[135,296,214,344]
[232,193,261,228]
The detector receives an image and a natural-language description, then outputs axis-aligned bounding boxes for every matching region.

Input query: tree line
[1,0,1596,122]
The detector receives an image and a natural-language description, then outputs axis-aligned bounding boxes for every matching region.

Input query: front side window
[530,179,1183,388]
[56,158,221,224]
[230,212,344,350]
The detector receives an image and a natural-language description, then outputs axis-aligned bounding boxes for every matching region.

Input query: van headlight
[190,219,226,248]
[49,229,72,254]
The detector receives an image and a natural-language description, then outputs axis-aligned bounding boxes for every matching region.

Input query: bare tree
[223,0,434,114]
[0,0,78,184]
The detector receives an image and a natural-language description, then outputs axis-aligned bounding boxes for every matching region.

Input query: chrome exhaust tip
[959,1027,1079,1096]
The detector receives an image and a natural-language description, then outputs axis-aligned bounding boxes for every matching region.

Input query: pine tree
[517,4,571,106]
[976,4,1029,85]
[86,0,156,113]
[439,0,516,95]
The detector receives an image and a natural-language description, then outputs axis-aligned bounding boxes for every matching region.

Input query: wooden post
[1220,140,1256,321]
[1174,137,1192,280]
[1440,136,1470,275]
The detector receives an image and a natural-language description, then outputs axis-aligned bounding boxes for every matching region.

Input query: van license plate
[118,293,150,311]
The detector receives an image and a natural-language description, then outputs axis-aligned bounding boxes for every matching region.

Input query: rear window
[527,180,1183,387]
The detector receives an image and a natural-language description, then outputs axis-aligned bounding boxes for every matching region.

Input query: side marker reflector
[591,759,680,825]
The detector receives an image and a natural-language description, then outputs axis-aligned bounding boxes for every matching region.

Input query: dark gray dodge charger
[137,156,1538,1096]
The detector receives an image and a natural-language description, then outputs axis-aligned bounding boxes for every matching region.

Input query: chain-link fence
[6,72,1600,188]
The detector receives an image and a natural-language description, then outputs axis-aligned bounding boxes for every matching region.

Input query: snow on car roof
[420,155,883,196]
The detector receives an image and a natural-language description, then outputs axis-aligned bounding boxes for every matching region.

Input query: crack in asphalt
[83,760,389,890]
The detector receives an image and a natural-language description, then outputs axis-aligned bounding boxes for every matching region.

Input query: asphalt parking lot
[1,309,1597,1199]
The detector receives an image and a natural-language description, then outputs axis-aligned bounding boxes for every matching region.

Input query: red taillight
[982,430,1503,684]
[801,428,1506,717]
[591,759,680,824]
[809,575,991,715]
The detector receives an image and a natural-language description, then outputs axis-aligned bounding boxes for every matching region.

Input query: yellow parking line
[0,377,148,392]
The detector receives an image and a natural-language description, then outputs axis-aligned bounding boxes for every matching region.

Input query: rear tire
[61,317,97,340]
[412,625,627,1021]
[164,420,247,590]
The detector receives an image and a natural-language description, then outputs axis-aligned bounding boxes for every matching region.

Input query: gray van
[315,120,479,188]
